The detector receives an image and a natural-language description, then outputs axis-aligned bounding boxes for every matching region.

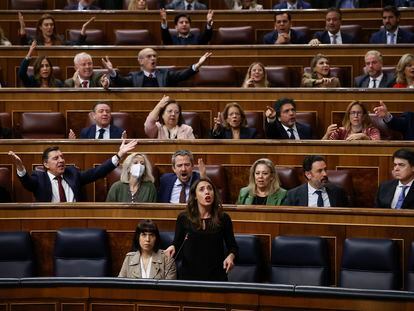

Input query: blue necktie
[395,185,409,209]
[315,190,324,207]
[389,32,396,44]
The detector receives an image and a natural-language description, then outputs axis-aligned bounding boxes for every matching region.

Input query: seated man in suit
[376,148,414,208]
[160,9,213,45]
[273,0,312,9]
[8,139,138,202]
[69,102,126,139]
[370,5,414,44]
[394,0,414,7]
[354,50,395,88]
[309,7,358,45]
[158,150,206,203]
[263,12,308,44]
[265,98,313,139]
[103,47,211,87]
[165,0,207,10]
[285,155,349,207]
[373,101,414,140]
[64,52,109,88]
[64,0,101,10]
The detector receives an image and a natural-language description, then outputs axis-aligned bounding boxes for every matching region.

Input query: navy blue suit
[80,125,124,139]
[265,120,313,139]
[211,127,257,139]
[376,179,414,208]
[19,158,116,202]
[158,171,200,203]
[285,183,349,207]
[353,71,395,88]
[273,0,312,9]
[313,31,358,44]
[161,27,212,45]
[385,112,414,140]
[263,29,307,44]
[369,28,414,44]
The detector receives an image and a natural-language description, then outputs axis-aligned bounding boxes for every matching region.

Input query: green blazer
[236,186,287,206]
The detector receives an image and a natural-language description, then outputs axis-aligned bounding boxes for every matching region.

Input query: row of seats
[0,229,411,291]
[21,24,414,46]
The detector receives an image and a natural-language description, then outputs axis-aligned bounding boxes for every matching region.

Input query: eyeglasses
[349,111,363,116]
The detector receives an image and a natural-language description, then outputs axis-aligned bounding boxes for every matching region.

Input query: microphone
[163,233,188,279]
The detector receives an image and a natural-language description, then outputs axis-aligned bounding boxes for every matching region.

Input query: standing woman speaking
[165,178,238,281]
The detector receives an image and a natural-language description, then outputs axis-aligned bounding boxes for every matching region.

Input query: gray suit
[285,183,349,207]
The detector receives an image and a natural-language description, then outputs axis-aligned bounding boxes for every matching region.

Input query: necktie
[332,35,337,44]
[179,183,187,203]
[81,80,88,88]
[395,185,409,209]
[186,3,192,10]
[315,190,324,207]
[389,32,396,44]
[98,128,105,139]
[55,176,67,202]
[372,79,377,88]
[148,73,154,78]
[287,128,295,140]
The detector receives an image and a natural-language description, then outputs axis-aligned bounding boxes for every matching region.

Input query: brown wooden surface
[0,45,412,87]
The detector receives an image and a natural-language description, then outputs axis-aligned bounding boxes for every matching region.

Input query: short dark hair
[382,5,400,18]
[274,11,291,21]
[92,101,111,112]
[131,219,161,252]
[327,7,342,19]
[174,13,191,25]
[158,99,184,126]
[303,155,326,172]
[393,148,414,166]
[274,98,296,118]
[42,146,60,163]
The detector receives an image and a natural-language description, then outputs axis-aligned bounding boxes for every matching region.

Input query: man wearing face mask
[106,152,157,203]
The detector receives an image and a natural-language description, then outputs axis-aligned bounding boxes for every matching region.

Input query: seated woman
[19,41,63,88]
[118,219,176,279]
[106,152,157,203]
[322,101,381,140]
[225,0,263,10]
[18,12,94,45]
[128,0,148,10]
[0,27,11,46]
[211,102,257,139]
[242,62,269,88]
[393,53,414,88]
[237,158,287,206]
[301,54,341,88]
[165,178,238,281]
[144,95,195,139]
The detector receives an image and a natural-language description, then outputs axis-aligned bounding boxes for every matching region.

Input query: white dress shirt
[328,31,343,44]
[95,125,111,139]
[307,183,331,207]
[281,123,300,139]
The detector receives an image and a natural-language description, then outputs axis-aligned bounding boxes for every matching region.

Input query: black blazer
[376,179,414,209]
[385,112,414,140]
[313,30,357,44]
[354,71,396,88]
[211,127,257,139]
[284,183,349,207]
[161,26,212,45]
[263,29,308,44]
[80,125,124,139]
[110,67,196,87]
[18,158,116,202]
[265,120,313,139]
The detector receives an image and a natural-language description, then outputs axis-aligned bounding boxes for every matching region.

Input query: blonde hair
[341,101,373,132]
[247,158,281,196]
[120,153,155,183]
[242,62,269,88]
[128,0,147,10]
[396,53,414,84]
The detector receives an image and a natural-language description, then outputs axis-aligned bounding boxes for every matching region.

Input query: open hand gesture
[18,12,26,35]
[160,8,167,25]
[8,151,25,171]
[81,16,95,36]
[194,52,212,71]
[101,56,116,76]
[26,40,37,58]
[118,139,138,159]
[373,101,390,119]
[206,10,214,26]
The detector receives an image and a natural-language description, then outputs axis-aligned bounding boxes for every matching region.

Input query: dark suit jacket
[64,4,101,9]
[263,29,308,44]
[265,120,313,139]
[80,125,124,139]
[0,187,11,202]
[273,0,312,8]
[369,28,414,44]
[376,179,414,208]
[111,67,196,87]
[313,30,357,44]
[64,72,103,88]
[158,171,200,203]
[165,0,207,9]
[354,71,396,88]
[18,158,116,202]
[385,112,414,140]
[19,58,64,87]
[394,0,414,7]
[211,127,257,139]
[285,183,349,207]
[161,26,212,45]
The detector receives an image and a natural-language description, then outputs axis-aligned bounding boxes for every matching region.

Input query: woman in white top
[225,0,263,10]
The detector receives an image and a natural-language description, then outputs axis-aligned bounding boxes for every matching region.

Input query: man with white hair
[354,50,395,88]
[64,52,109,88]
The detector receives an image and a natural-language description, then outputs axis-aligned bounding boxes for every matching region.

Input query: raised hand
[194,52,212,70]
[81,16,95,36]
[265,106,276,120]
[160,8,167,25]
[68,129,77,139]
[18,12,26,35]
[206,10,214,26]
[213,112,222,131]
[8,151,25,171]
[121,130,127,139]
[322,123,338,140]
[198,158,207,179]
[118,139,138,159]
[373,101,390,119]
[101,56,116,76]
[26,40,37,58]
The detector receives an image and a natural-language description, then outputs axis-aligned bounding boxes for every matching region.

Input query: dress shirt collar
[281,123,298,138]
[370,73,383,86]
[47,170,61,182]
[328,31,342,44]
[398,179,414,188]
[143,70,156,78]
[287,1,298,9]
[307,183,326,195]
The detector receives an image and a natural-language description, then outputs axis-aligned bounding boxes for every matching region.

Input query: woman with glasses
[211,102,257,139]
[322,101,381,140]
[145,95,195,139]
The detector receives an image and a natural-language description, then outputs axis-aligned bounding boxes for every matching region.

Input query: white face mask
[130,163,145,179]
